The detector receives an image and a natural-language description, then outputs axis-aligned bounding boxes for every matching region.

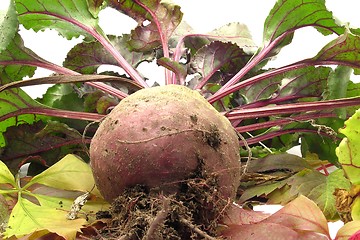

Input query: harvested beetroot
[90,84,240,202]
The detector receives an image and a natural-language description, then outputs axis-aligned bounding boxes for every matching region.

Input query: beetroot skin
[90,85,241,202]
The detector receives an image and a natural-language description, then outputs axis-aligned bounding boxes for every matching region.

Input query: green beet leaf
[265,169,351,220]
[263,0,343,56]
[0,160,15,186]
[322,66,352,119]
[15,0,102,40]
[0,0,18,52]
[87,0,106,18]
[239,66,331,103]
[311,30,360,74]
[0,85,48,149]
[240,153,350,220]
[336,108,360,185]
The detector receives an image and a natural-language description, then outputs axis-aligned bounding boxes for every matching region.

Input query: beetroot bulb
[90,85,241,202]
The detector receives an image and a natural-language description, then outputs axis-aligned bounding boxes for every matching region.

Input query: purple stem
[134,0,172,85]
[208,57,360,104]
[240,129,334,146]
[235,113,336,132]
[0,108,104,122]
[19,10,148,88]
[207,61,309,104]
[0,60,129,99]
[226,97,360,120]
[214,31,290,94]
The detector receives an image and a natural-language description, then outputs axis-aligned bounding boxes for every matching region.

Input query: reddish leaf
[222,223,299,240]
[350,230,360,240]
[262,195,330,237]
[221,203,269,226]
[221,196,330,239]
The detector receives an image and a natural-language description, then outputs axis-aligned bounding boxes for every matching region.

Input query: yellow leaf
[4,198,86,239]
[0,160,15,185]
[28,154,101,196]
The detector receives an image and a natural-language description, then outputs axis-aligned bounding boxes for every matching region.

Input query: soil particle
[94,176,228,240]
[190,114,198,124]
[204,124,221,149]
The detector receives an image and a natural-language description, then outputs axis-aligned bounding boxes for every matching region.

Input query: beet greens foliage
[1,0,360,239]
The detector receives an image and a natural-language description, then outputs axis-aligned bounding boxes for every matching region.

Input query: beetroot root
[90,85,240,202]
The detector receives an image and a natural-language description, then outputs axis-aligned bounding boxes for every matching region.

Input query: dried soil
[94,175,230,240]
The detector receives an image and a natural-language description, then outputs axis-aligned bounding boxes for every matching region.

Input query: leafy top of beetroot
[1,0,360,238]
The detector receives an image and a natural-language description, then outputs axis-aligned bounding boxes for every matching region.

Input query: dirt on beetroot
[94,169,230,240]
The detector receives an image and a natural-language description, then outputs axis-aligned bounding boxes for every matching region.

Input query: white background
[1,0,358,238]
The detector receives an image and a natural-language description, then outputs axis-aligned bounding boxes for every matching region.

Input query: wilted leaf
[15,0,101,40]
[312,170,351,220]
[239,181,287,203]
[241,154,350,220]
[209,22,256,52]
[109,0,183,51]
[192,41,251,88]
[336,109,360,184]
[64,35,155,74]
[239,153,311,203]
[335,220,360,240]
[271,169,350,220]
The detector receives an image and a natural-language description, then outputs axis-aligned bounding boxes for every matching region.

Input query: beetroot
[90,85,240,202]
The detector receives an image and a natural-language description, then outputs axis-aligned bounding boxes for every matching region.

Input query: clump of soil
[95,175,230,240]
